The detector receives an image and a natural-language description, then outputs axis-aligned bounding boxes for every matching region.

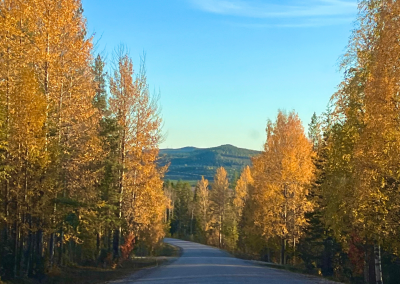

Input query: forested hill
[159,144,260,182]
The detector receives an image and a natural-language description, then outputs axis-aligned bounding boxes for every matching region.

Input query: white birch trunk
[374,244,383,284]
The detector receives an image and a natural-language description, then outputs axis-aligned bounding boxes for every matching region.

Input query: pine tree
[170,181,193,238]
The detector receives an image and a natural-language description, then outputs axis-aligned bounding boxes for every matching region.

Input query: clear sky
[81,0,358,151]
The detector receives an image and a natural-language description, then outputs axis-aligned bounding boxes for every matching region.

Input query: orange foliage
[251,110,315,244]
[121,233,136,260]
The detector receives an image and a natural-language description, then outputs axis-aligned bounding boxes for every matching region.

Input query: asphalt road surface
[112,238,338,284]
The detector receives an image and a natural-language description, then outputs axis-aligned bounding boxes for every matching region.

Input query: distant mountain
[159,144,261,183]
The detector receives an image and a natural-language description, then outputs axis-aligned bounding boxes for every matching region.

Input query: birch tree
[195,176,210,243]
[210,167,231,248]
[252,111,315,264]
[110,50,165,259]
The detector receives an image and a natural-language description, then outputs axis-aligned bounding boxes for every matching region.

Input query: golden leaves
[251,111,315,242]
[110,50,165,242]
[233,165,253,219]
[195,176,210,235]
[323,0,400,248]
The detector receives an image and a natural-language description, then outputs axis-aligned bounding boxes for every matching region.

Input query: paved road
[112,238,337,284]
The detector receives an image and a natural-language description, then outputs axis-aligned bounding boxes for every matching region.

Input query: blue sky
[82,0,358,151]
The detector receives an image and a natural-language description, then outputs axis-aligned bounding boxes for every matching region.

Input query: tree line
[166,1,400,283]
[0,0,166,281]
[165,111,315,264]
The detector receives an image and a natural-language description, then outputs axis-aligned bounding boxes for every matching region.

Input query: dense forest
[165,1,400,284]
[0,0,166,281]
[159,144,259,182]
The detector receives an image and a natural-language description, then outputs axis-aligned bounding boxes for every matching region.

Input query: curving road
[112,238,338,284]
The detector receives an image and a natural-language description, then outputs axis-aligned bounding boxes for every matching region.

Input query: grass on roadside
[244,260,343,283]
[154,243,181,257]
[232,251,342,283]
[4,243,180,284]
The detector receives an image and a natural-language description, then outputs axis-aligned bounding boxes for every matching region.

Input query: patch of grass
[231,251,343,283]
[255,262,304,273]
[155,243,182,257]
[5,259,157,284]
[246,261,343,283]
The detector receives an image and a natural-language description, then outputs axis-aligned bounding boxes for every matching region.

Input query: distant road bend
[113,238,339,284]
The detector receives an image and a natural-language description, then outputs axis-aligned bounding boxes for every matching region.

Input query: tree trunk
[113,228,120,260]
[282,185,287,265]
[190,209,194,236]
[97,231,101,258]
[28,224,34,277]
[68,239,73,264]
[49,195,57,267]
[2,179,10,255]
[114,129,125,260]
[3,46,11,267]
[280,238,286,265]
[108,229,112,253]
[19,224,25,276]
[35,224,44,277]
[374,244,383,284]
[293,237,296,265]
[364,244,370,284]
[171,200,174,219]
[36,228,43,258]
[26,215,32,277]
[59,227,64,266]
[219,215,222,248]
[20,153,29,276]
[49,231,55,267]
[13,220,19,277]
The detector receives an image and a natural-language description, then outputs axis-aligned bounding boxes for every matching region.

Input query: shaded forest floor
[2,244,180,284]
